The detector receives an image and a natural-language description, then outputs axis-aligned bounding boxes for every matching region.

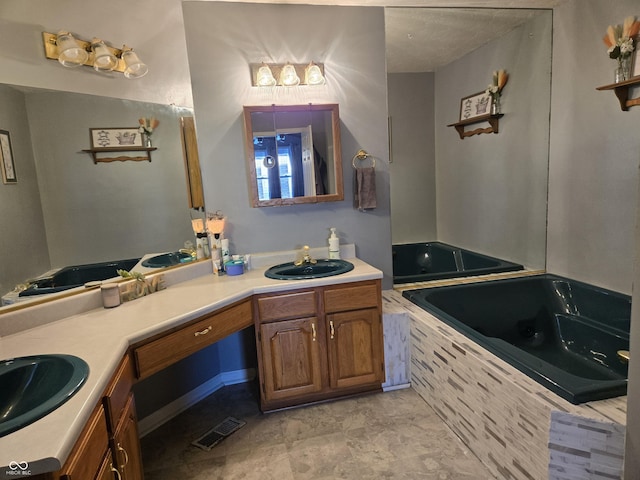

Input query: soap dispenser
[328,228,340,259]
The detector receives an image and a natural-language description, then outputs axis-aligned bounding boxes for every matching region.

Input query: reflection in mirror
[0,84,199,312]
[243,104,343,207]
[387,8,551,274]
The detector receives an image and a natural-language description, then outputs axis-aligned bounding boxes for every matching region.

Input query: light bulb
[91,38,117,72]
[121,47,148,79]
[256,65,276,86]
[56,31,88,67]
[304,63,325,85]
[279,64,300,87]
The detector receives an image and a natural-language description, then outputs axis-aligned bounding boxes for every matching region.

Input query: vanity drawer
[102,354,135,432]
[256,290,317,322]
[133,299,252,379]
[324,281,379,313]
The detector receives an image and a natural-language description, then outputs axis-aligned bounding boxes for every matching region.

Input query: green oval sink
[265,259,354,280]
[141,251,194,268]
[0,354,89,437]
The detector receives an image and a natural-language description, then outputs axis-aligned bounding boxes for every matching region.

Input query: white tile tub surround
[549,412,625,480]
[381,295,411,391]
[382,290,627,480]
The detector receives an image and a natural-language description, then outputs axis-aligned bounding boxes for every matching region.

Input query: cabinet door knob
[117,443,129,468]
[329,320,335,340]
[194,326,212,337]
[110,463,122,480]
[311,322,317,342]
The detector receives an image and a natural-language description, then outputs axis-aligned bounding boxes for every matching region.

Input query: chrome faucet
[294,245,317,266]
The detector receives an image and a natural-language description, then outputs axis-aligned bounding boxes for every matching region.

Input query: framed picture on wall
[90,127,143,149]
[633,45,640,78]
[459,91,492,121]
[0,130,17,184]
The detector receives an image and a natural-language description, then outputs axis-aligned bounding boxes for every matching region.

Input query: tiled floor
[140,382,494,479]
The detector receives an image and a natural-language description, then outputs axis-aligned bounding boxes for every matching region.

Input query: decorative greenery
[117,269,146,282]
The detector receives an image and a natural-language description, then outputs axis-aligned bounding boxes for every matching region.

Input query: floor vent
[191,416,246,451]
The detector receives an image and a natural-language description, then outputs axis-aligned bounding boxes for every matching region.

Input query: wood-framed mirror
[242,104,343,207]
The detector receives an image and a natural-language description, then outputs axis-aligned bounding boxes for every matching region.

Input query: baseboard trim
[382,382,411,392]
[138,368,256,437]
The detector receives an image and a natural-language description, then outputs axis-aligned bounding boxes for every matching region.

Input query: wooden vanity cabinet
[61,404,109,480]
[324,282,384,390]
[29,403,110,480]
[255,280,384,411]
[103,355,143,480]
[96,452,120,480]
[110,394,143,480]
[133,298,253,379]
[257,289,324,403]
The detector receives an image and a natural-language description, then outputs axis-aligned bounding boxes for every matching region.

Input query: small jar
[101,284,121,308]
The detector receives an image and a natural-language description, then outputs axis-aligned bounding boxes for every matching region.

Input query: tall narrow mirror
[243,104,343,207]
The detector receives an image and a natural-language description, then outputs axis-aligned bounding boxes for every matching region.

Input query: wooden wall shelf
[596,76,640,111]
[82,147,157,164]
[447,114,504,139]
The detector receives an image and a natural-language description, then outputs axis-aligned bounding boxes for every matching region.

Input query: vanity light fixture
[250,62,325,87]
[42,31,148,79]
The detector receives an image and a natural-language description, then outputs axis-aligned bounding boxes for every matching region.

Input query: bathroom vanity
[0,255,383,479]
[255,280,384,411]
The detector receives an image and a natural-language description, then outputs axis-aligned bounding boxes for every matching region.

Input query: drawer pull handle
[330,320,335,340]
[311,322,317,342]
[110,463,122,480]
[117,443,129,468]
[194,326,213,337]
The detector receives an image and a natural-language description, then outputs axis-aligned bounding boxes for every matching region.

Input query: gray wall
[434,12,552,270]
[0,85,49,294]
[182,1,393,287]
[0,87,196,297]
[547,1,639,296]
[24,91,194,268]
[388,73,437,245]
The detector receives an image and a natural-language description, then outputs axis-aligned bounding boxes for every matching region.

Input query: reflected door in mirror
[243,104,343,207]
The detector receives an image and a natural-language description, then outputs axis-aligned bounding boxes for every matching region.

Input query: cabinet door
[112,394,144,480]
[58,404,109,480]
[327,308,384,390]
[260,318,323,401]
[96,451,119,480]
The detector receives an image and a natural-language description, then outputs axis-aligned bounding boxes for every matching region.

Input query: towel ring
[352,149,375,169]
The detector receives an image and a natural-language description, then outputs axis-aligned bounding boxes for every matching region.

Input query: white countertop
[0,256,381,476]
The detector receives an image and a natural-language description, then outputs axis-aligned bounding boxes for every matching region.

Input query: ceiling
[385,8,547,72]
[213,0,561,73]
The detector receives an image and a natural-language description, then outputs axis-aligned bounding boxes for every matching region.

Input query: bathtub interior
[19,258,140,296]
[392,242,523,284]
[403,274,630,403]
